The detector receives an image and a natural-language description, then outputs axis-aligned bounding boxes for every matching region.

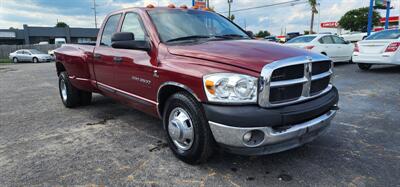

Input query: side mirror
[111,32,151,51]
[345,40,351,44]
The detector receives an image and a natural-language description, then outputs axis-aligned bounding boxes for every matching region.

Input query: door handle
[94,53,101,60]
[113,56,123,63]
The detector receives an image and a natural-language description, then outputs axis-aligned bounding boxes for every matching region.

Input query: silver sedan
[9,49,54,63]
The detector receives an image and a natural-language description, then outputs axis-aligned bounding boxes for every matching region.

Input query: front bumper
[203,87,339,155]
[209,110,336,155]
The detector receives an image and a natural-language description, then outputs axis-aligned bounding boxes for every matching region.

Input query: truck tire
[59,71,80,108]
[79,91,92,106]
[358,63,372,70]
[163,92,215,164]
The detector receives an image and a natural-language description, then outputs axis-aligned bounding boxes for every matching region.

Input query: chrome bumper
[209,110,336,151]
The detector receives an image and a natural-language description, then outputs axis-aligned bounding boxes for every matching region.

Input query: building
[0,24,99,45]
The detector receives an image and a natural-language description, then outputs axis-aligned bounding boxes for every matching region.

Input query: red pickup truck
[55,6,339,164]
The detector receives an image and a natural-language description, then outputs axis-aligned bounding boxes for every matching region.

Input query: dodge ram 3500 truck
[54,6,339,164]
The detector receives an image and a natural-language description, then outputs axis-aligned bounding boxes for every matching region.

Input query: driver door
[112,12,155,105]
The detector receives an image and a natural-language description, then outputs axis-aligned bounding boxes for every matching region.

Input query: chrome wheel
[13,58,18,63]
[168,107,194,151]
[33,58,38,63]
[60,79,67,102]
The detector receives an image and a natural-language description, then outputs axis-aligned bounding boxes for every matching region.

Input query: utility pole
[367,0,373,36]
[228,0,233,19]
[92,0,98,29]
[384,0,391,30]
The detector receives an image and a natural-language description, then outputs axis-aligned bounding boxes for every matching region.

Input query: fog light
[242,130,265,147]
[243,132,252,142]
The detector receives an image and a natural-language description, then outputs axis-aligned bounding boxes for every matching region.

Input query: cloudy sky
[0,0,399,35]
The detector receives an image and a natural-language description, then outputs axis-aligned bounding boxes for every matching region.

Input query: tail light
[354,43,359,52]
[304,46,315,50]
[385,42,400,52]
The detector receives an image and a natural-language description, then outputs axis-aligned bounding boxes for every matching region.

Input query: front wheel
[358,63,372,70]
[33,57,39,63]
[12,57,18,63]
[163,92,215,164]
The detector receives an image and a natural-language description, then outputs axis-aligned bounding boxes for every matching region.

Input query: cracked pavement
[0,62,399,186]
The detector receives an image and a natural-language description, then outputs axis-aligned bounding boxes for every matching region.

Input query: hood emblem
[306,56,313,62]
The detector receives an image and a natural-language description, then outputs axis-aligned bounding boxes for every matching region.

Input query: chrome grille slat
[258,54,333,108]
[311,71,332,81]
[270,77,308,88]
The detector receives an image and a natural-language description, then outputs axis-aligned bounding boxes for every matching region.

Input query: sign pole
[385,0,391,30]
[367,0,374,36]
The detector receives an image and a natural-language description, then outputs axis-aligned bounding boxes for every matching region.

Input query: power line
[220,0,308,14]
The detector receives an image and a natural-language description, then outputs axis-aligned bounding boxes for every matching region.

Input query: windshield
[366,30,400,40]
[29,49,45,54]
[148,9,249,43]
[286,36,317,43]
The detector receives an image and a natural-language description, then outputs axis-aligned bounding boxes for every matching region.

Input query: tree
[338,7,381,32]
[255,30,271,38]
[55,22,69,28]
[304,30,316,35]
[308,0,318,33]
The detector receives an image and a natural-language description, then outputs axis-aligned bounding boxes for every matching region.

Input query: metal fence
[0,44,58,59]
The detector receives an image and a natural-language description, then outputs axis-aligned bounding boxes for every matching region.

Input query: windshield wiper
[214,34,247,39]
[166,35,211,43]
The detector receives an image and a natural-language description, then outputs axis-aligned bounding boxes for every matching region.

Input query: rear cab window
[100,14,122,46]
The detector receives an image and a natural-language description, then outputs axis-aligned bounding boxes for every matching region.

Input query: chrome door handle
[94,53,101,59]
[113,56,123,63]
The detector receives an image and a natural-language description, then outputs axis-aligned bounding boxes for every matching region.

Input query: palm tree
[308,0,318,34]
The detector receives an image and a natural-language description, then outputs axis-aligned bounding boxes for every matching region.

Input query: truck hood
[167,40,311,72]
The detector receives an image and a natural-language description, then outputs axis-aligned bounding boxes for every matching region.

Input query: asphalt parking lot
[0,62,399,186]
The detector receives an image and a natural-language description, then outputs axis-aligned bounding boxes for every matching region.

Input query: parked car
[353,29,400,70]
[285,34,354,63]
[286,32,301,42]
[9,49,53,63]
[264,36,279,42]
[340,32,368,43]
[55,38,67,45]
[54,6,339,164]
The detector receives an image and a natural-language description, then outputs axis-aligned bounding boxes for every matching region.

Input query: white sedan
[285,34,354,63]
[353,29,400,70]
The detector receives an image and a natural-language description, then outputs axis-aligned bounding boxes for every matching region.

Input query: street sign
[320,22,339,28]
[194,0,207,8]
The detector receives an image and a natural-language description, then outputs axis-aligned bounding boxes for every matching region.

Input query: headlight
[203,73,258,103]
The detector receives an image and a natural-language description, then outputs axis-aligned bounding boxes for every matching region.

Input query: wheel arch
[157,82,201,119]
[56,61,66,76]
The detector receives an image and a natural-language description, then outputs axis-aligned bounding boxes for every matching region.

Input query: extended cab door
[112,12,156,106]
[93,13,122,89]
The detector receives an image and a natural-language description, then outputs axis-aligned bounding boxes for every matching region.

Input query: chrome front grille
[258,55,333,108]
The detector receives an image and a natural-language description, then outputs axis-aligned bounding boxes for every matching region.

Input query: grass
[0,59,12,64]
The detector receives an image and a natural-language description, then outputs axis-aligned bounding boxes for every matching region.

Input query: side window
[319,36,334,44]
[332,36,346,44]
[16,51,23,54]
[121,13,146,41]
[100,14,122,46]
